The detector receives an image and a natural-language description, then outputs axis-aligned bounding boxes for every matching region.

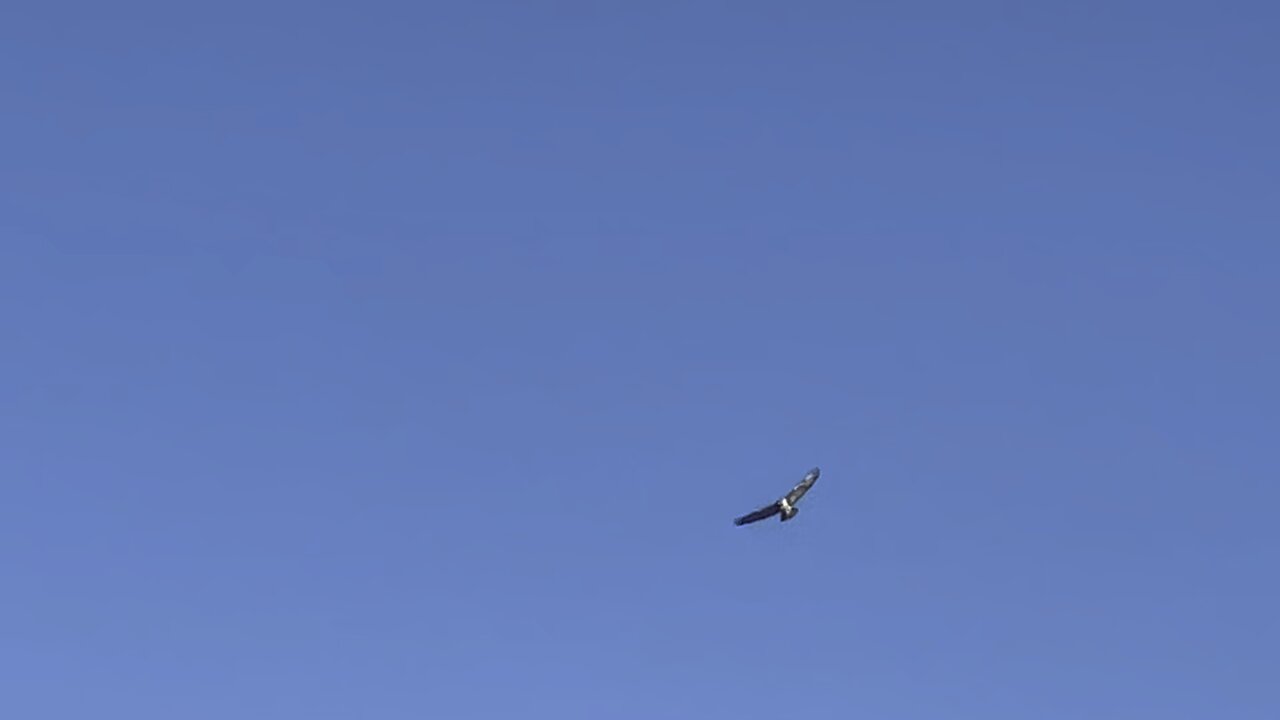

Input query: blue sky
[3,2,1277,718]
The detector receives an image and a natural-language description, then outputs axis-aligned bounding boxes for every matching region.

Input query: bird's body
[734,467,820,526]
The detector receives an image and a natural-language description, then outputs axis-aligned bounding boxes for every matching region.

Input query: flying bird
[733,467,821,526]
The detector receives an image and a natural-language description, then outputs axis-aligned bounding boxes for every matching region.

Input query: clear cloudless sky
[3,2,1277,718]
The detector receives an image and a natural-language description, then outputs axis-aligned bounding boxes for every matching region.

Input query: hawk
[733,467,821,526]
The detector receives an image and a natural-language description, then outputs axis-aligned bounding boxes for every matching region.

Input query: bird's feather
[733,502,782,525]
[784,467,820,505]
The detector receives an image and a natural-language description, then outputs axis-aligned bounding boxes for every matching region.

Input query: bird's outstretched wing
[734,502,782,526]
[784,467,821,505]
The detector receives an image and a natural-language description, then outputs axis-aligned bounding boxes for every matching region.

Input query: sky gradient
[3,2,1278,718]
